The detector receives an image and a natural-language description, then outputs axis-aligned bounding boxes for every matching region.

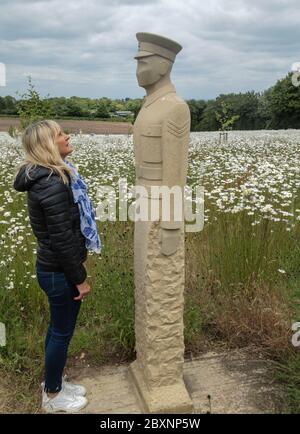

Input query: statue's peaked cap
[134,32,182,62]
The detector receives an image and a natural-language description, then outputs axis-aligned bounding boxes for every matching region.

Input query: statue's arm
[160,102,190,256]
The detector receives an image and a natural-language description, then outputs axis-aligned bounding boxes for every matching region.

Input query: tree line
[0,72,299,130]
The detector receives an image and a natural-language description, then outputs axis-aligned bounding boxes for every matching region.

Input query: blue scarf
[65,160,102,254]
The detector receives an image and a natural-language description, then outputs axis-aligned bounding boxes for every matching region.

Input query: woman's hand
[74,280,91,301]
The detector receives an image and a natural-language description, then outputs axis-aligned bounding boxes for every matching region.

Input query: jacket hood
[13,165,54,192]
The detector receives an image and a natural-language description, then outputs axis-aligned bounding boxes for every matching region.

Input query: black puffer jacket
[13,164,87,285]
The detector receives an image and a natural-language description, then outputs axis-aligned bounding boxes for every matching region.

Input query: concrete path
[70,348,285,414]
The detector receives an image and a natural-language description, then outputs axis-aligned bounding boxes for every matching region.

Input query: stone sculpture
[128,32,193,414]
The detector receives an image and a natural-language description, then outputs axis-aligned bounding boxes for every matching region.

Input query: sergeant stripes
[166,119,190,138]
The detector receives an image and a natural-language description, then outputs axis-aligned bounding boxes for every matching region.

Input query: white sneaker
[41,375,87,397]
[42,388,88,413]
[62,375,87,396]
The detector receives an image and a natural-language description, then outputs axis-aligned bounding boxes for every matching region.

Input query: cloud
[0,0,297,99]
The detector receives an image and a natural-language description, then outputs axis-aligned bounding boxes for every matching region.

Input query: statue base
[128,360,194,414]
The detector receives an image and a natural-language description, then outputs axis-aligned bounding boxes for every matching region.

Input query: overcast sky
[0,0,298,100]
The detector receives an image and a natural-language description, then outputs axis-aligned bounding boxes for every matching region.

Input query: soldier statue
[128,32,193,414]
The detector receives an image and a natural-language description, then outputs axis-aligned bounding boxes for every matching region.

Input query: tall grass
[1,204,298,411]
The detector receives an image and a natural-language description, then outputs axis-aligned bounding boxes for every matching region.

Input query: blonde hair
[14,120,75,185]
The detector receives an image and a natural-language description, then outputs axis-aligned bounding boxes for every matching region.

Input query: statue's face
[136,55,165,87]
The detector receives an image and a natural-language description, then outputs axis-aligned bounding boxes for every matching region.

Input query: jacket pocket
[140,124,162,164]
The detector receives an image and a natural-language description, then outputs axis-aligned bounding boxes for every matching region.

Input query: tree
[47,97,68,118]
[4,70,299,130]
[65,98,84,117]
[16,76,53,129]
[264,72,300,129]
[3,96,18,115]
[229,91,261,130]
[187,99,207,131]
[95,99,110,118]
[125,99,143,121]
[257,91,272,129]
[0,96,6,114]
[197,99,219,131]
[215,100,240,131]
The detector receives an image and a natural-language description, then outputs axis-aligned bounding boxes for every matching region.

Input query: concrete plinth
[128,359,194,414]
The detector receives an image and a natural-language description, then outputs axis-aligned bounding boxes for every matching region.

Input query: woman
[13,120,101,413]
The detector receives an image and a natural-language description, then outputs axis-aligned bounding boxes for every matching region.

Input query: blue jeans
[36,263,82,393]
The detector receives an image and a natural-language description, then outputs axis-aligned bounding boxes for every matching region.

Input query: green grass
[275,353,300,413]
[1,196,300,412]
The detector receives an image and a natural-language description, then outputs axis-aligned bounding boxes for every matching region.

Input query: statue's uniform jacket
[132,83,191,387]
[133,83,190,229]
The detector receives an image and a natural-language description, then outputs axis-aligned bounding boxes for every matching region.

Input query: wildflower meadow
[0,129,299,412]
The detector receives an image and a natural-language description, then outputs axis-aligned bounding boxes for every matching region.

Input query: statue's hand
[160,228,180,256]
